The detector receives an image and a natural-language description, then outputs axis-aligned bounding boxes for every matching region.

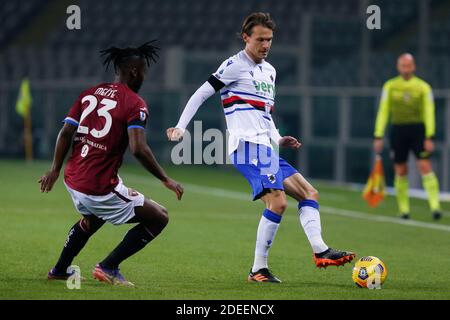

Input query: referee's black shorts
[389,123,430,164]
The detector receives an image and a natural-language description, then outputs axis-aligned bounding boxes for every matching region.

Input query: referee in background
[373,53,442,220]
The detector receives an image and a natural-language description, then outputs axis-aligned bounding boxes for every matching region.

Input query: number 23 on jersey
[77,95,117,139]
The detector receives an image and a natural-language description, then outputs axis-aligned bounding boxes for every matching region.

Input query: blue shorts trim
[231,142,298,201]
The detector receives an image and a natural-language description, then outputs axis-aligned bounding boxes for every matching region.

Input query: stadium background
[1,0,450,190]
[1,0,450,301]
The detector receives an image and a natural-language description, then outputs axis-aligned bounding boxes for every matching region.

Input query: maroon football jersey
[63,83,148,195]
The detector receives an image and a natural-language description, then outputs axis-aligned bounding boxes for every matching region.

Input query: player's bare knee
[81,216,104,235]
[278,201,288,213]
[79,218,90,233]
[418,161,432,175]
[80,218,95,235]
[270,200,288,214]
[394,164,408,176]
[158,206,169,227]
[307,188,319,201]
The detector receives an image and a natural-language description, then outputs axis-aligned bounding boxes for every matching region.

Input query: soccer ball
[352,256,387,289]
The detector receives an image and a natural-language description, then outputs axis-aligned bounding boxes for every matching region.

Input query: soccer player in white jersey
[167,12,355,283]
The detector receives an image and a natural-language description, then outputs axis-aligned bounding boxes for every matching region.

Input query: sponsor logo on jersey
[253,80,275,97]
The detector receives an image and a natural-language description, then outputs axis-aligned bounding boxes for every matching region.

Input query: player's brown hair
[240,12,276,37]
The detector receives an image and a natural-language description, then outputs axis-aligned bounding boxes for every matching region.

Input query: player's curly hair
[240,12,276,37]
[100,40,160,71]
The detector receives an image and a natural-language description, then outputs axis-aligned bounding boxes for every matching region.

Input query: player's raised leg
[48,215,105,280]
[283,173,355,268]
[248,190,286,283]
[93,199,169,286]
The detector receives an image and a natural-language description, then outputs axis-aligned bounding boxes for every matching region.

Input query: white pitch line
[124,174,450,233]
[319,206,450,232]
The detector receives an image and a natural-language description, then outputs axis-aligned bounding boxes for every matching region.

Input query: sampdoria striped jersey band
[210,50,280,154]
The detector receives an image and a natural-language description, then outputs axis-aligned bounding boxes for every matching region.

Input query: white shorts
[65,179,145,225]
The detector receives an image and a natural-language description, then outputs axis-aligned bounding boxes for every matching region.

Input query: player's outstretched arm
[128,128,184,200]
[39,123,76,193]
[167,81,216,141]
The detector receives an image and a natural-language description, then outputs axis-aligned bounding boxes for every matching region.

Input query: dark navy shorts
[390,123,429,163]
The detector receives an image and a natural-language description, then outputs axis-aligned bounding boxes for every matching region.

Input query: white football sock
[299,200,328,254]
[252,209,281,273]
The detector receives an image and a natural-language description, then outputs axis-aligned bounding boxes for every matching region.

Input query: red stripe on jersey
[222,96,266,108]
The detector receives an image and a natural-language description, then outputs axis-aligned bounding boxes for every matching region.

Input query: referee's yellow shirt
[374,75,435,139]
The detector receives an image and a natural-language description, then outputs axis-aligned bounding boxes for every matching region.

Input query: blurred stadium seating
[1,0,450,190]
[1,0,449,86]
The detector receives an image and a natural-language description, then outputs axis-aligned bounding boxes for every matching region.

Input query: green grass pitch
[0,160,449,300]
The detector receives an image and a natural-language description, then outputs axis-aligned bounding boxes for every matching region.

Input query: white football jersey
[212,50,279,154]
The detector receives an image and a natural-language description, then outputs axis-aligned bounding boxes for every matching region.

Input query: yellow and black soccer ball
[352,256,387,289]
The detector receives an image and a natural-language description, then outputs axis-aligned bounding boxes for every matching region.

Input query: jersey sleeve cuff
[127,125,146,130]
[127,118,147,130]
[63,117,79,127]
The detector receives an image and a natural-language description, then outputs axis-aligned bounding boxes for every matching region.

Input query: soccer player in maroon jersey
[40,42,183,286]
